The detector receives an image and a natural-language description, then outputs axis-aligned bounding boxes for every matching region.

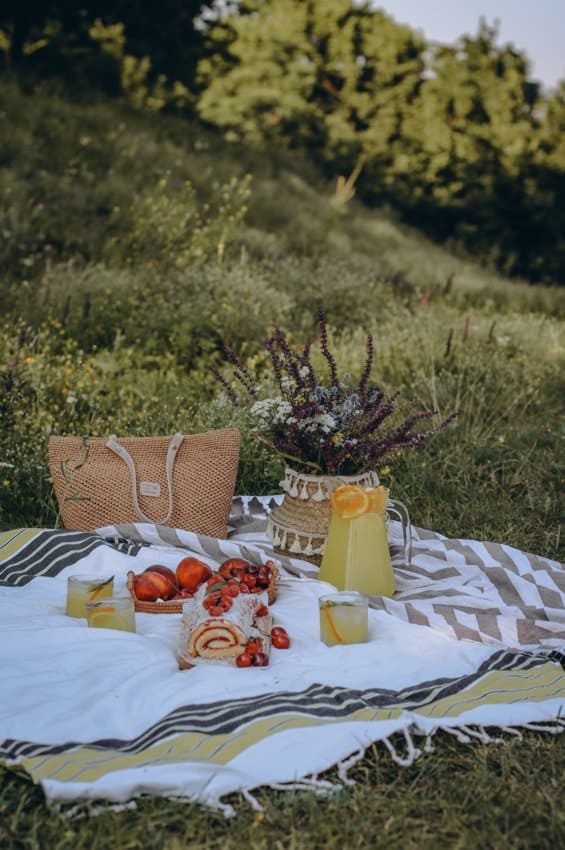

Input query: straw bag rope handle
[106,433,184,525]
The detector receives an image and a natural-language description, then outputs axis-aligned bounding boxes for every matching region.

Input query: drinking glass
[319,591,368,646]
[86,595,136,633]
[66,575,114,618]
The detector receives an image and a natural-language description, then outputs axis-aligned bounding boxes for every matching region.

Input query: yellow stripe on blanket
[0,529,43,560]
[19,661,565,785]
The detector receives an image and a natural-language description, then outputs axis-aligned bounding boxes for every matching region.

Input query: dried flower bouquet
[213,314,456,477]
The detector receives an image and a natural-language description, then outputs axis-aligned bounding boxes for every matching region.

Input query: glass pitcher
[318,486,411,598]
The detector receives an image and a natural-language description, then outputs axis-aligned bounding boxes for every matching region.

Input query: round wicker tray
[126,564,279,614]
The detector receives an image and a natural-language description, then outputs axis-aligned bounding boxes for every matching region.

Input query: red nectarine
[176,557,212,592]
[143,564,178,590]
[133,570,177,601]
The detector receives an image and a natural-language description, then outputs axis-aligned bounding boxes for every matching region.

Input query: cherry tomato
[256,604,268,618]
[236,653,253,668]
[207,575,225,589]
[226,583,240,597]
[246,640,261,655]
[272,633,290,650]
[271,626,288,640]
[242,574,256,588]
[252,651,269,667]
[208,605,222,617]
[219,598,232,612]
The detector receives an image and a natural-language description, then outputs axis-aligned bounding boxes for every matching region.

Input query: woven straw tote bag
[48,429,241,537]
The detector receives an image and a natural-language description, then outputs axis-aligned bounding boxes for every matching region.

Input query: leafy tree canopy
[0,1,209,85]
[197,5,565,283]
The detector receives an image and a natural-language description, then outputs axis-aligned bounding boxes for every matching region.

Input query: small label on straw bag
[140,481,161,497]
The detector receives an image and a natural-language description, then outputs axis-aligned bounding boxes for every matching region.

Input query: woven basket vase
[267,466,380,566]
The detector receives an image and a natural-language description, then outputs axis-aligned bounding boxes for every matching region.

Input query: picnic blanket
[1,496,564,815]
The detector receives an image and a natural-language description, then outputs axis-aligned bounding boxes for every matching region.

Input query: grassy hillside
[1,78,563,558]
[0,78,564,850]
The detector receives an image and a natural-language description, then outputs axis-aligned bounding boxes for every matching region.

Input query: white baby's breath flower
[299,365,310,378]
[298,413,337,434]
[250,397,293,427]
[317,413,337,432]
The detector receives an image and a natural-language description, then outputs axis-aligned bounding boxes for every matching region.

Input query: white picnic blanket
[0,496,563,814]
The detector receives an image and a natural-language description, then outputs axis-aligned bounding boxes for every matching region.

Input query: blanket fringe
[432,718,564,747]
[269,777,340,795]
[459,725,503,744]
[57,800,138,820]
[225,718,565,817]
[382,727,422,767]
[241,788,264,812]
[500,726,524,739]
[521,720,565,734]
[441,726,472,744]
[337,747,366,786]
[413,727,436,753]
[51,718,565,820]
[206,798,236,818]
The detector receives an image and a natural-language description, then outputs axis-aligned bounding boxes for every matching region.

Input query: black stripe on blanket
[0,531,144,587]
[2,648,561,761]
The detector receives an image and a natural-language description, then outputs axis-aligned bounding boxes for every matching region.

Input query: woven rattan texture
[271,495,331,537]
[48,429,241,536]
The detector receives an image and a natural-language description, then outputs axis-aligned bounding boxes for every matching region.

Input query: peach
[176,557,212,592]
[133,570,177,602]
[143,564,178,590]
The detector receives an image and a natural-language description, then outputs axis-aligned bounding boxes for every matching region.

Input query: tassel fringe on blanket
[54,717,565,820]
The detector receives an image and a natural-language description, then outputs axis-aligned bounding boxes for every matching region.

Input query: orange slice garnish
[366,486,388,515]
[330,485,370,519]
[90,576,114,600]
[322,605,344,643]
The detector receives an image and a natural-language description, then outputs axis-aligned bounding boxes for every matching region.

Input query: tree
[392,20,563,278]
[0,3,75,65]
[197,0,425,174]
[0,1,209,87]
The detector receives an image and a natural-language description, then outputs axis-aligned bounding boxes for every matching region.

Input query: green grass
[0,77,564,848]
[1,732,564,850]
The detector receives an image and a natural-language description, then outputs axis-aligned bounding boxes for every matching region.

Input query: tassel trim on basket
[279,467,380,502]
[267,516,327,557]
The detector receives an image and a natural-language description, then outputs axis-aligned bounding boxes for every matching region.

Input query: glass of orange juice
[66,575,114,618]
[319,591,368,646]
[85,595,136,633]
